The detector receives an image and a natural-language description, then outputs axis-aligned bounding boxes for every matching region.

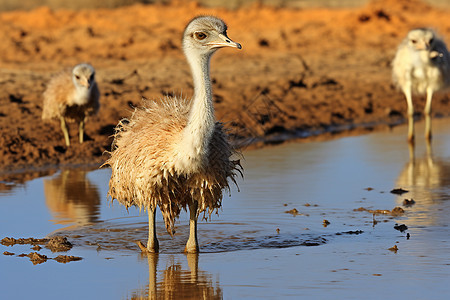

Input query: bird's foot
[136,241,148,253]
[135,240,159,253]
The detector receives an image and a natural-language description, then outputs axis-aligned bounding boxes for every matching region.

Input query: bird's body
[108,97,239,232]
[42,63,100,146]
[392,28,450,142]
[104,16,242,253]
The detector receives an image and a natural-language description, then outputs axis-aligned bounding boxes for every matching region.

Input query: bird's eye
[195,32,207,40]
[75,75,80,80]
[411,39,417,44]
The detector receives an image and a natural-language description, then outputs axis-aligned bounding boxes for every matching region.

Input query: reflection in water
[396,141,450,226]
[131,254,222,299]
[44,169,100,230]
[0,169,56,194]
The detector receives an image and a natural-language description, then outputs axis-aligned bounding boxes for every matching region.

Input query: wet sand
[1,0,450,174]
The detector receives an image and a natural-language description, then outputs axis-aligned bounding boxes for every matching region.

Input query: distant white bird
[42,63,100,146]
[392,28,450,142]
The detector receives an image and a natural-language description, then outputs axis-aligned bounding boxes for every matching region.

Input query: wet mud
[284,208,309,216]
[402,198,416,206]
[390,188,409,195]
[1,236,73,252]
[14,252,83,265]
[1,236,81,264]
[394,223,408,232]
[353,206,405,216]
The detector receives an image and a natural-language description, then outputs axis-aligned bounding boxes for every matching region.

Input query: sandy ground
[0,0,449,174]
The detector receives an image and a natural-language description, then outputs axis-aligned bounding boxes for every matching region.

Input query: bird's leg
[138,206,159,253]
[425,87,433,141]
[184,200,199,253]
[147,206,159,252]
[59,116,70,146]
[79,117,85,144]
[403,83,415,144]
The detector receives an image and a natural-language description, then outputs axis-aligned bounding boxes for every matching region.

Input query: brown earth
[1,236,73,251]
[1,0,450,175]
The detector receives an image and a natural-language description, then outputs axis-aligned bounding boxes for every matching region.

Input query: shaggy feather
[104,96,241,234]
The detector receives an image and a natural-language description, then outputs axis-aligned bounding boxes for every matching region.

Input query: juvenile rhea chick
[392,28,450,142]
[42,63,100,146]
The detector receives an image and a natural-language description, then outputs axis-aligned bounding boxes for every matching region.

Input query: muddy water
[1,119,450,299]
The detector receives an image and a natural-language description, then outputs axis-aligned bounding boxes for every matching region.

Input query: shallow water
[1,119,450,299]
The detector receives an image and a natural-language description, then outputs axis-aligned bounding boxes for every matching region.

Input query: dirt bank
[0,0,449,174]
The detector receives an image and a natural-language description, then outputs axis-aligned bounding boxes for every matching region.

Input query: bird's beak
[82,79,91,88]
[418,41,430,51]
[207,33,242,50]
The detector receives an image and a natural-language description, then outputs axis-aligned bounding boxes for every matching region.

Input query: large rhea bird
[42,63,100,146]
[392,28,450,143]
[104,16,242,253]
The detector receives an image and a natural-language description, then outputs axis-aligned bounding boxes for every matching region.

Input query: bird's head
[182,16,241,57]
[72,63,96,90]
[407,28,436,51]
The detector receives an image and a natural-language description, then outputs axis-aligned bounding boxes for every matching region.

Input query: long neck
[175,50,216,173]
[189,52,214,125]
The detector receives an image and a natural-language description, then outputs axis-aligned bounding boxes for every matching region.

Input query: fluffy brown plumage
[104,16,242,253]
[42,63,100,146]
[108,97,240,230]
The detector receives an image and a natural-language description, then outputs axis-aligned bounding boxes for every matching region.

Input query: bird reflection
[399,141,446,190]
[44,169,100,230]
[0,169,56,194]
[396,141,450,226]
[130,253,222,299]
